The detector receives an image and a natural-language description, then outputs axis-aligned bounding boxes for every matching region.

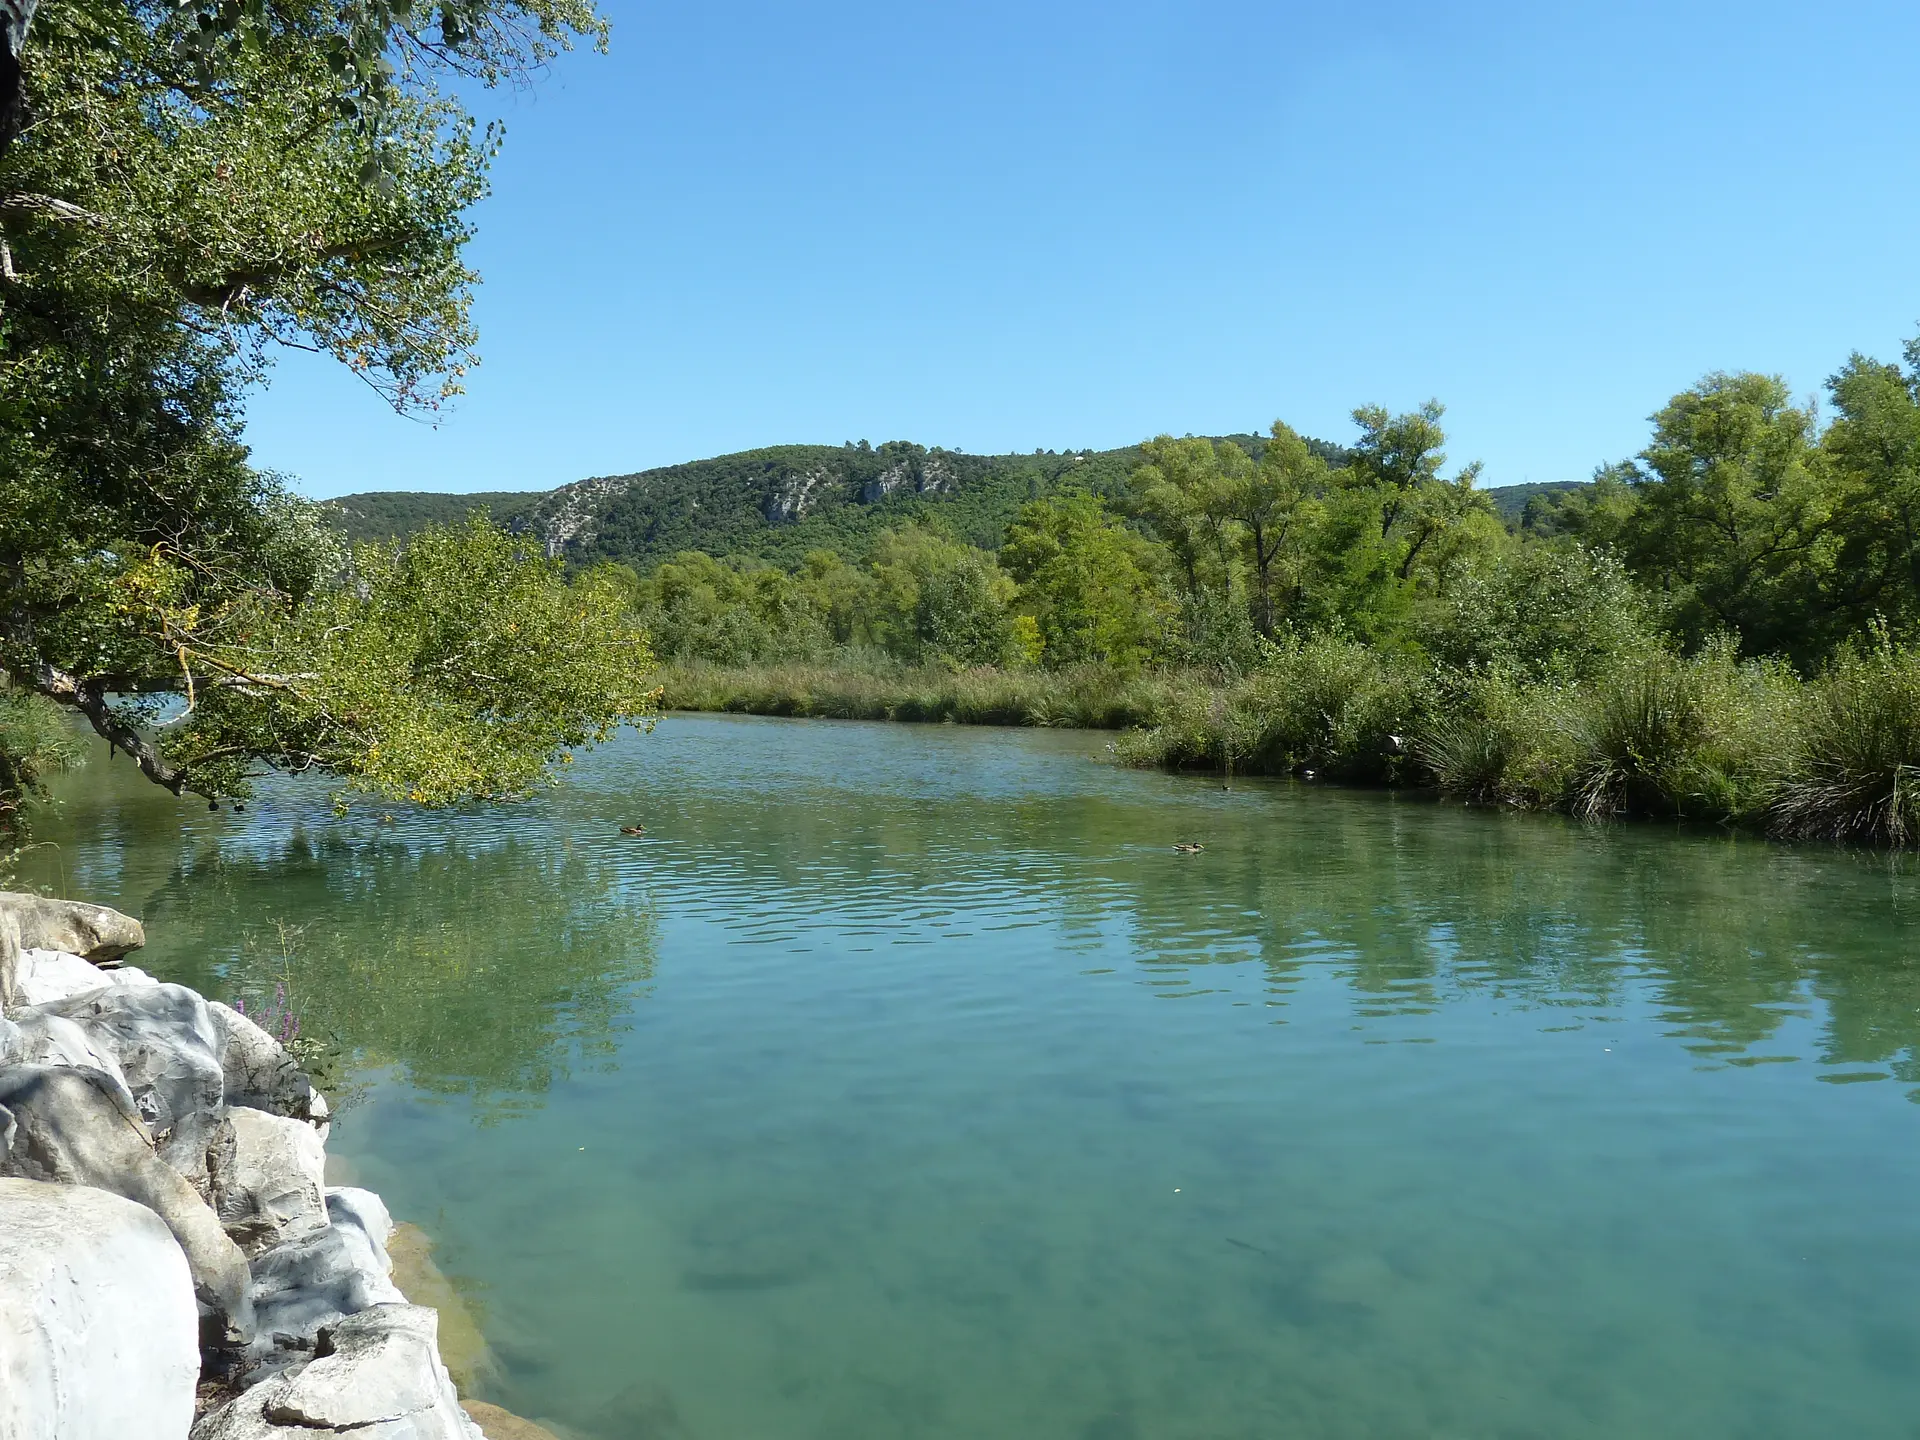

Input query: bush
[1419,543,1654,682]
[1114,636,1425,782]
[1774,642,1920,843]
[1414,671,1567,805]
[0,686,82,839]
[1558,641,1795,822]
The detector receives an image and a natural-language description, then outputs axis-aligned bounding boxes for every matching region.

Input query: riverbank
[656,638,1920,846]
[0,893,552,1440]
[654,658,1173,728]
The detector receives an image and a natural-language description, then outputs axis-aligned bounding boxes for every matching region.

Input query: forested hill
[329,435,1566,568]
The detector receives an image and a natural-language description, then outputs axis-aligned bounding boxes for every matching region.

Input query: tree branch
[177,235,414,309]
[31,660,208,800]
[0,190,108,226]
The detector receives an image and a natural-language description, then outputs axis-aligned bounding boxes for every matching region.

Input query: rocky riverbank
[0,892,549,1440]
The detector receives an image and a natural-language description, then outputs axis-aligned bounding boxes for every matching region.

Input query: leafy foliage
[0,0,658,834]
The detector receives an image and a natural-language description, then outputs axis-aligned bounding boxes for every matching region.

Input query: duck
[1173,841,1205,855]
[619,825,646,836]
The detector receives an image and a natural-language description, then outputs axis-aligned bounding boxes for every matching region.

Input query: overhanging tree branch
[32,659,208,800]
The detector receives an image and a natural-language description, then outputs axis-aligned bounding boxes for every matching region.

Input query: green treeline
[619,341,1920,845]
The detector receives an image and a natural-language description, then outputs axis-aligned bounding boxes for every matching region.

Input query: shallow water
[19,714,1920,1438]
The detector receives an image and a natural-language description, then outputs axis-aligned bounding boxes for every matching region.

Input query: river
[17,714,1920,1438]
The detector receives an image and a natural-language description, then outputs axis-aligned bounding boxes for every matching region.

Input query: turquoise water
[19,714,1920,1438]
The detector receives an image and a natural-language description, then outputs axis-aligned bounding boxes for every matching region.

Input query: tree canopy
[0,0,657,835]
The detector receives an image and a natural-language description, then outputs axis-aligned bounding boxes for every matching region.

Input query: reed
[1774,645,1920,844]
[653,660,1176,730]
[654,639,1920,847]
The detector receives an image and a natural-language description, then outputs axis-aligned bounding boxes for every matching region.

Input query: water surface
[20,715,1920,1438]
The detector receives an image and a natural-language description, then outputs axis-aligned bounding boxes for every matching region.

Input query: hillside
[1484,479,1587,525]
[329,489,545,544]
[328,436,1573,571]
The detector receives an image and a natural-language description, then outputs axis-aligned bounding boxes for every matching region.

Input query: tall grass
[655,636,1920,847]
[1773,645,1920,844]
[654,659,1176,730]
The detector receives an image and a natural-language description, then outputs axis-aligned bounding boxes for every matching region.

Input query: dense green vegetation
[609,346,1920,846]
[334,434,1355,571]
[0,0,658,837]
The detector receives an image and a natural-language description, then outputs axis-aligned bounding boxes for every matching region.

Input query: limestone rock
[248,1186,404,1355]
[0,907,19,1012]
[0,1007,133,1097]
[13,949,161,1008]
[0,892,145,962]
[0,1177,199,1440]
[38,982,227,1191]
[194,1305,483,1440]
[0,1063,253,1343]
[216,1107,328,1257]
[209,1002,314,1120]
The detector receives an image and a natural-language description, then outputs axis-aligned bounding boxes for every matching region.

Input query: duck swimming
[1173,842,1204,854]
[620,825,646,836]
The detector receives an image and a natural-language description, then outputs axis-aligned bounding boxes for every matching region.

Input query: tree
[1226,421,1325,635]
[0,0,645,832]
[1610,373,1831,659]
[1128,437,1222,604]
[1346,401,1456,541]
[1303,401,1495,640]
[865,524,1018,667]
[1001,494,1171,669]
[629,552,829,666]
[1818,342,1920,645]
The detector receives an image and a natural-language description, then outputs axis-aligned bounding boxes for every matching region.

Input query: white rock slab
[194,1305,483,1440]
[0,1177,198,1440]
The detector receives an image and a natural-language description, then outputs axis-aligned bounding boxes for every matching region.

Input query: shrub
[1558,640,1794,822]
[1774,643,1920,843]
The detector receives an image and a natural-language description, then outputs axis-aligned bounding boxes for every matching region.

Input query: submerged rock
[0,1063,255,1345]
[389,1221,498,1395]
[459,1401,567,1440]
[193,1304,482,1440]
[216,1106,328,1257]
[0,1176,199,1440]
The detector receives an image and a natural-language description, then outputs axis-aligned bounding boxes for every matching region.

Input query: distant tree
[1587,374,1830,659]
[1818,342,1920,645]
[865,524,1018,667]
[1001,495,1172,669]
[1226,422,1326,635]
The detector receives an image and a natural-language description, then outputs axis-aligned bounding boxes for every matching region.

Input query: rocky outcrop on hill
[0,893,519,1440]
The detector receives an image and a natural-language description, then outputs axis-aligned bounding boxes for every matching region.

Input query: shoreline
[653,653,1920,848]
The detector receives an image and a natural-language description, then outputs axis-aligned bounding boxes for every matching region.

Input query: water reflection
[17,815,655,1110]
[20,714,1920,1101]
[16,715,1920,1437]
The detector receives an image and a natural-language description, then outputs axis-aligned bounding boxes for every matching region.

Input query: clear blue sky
[250,0,1920,500]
